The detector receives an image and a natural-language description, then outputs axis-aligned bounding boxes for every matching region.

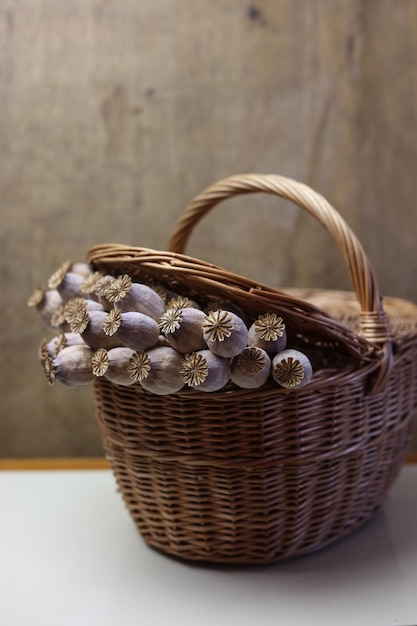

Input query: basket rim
[87,243,380,361]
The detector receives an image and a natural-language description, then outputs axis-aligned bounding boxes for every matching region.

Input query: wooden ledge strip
[406,451,417,464]
[0,453,416,471]
[0,457,110,471]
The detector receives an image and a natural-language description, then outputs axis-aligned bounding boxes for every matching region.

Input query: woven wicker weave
[88,174,417,564]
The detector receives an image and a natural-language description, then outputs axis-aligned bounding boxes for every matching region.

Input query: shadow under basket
[88,174,417,565]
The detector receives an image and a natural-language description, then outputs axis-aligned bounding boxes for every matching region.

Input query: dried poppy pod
[71,262,92,278]
[48,260,87,302]
[39,332,85,362]
[159,307,206,353]
[57,259,92,279]
[272,349,313,389]
[230,346,271,389]
[165,295,201,311]
[68,300,120,350]
[80,272,114,311]
[127,350,152,383]
[63,297,104,323]
[139,346,185,395]
[202,309,248,358]
[180,350,230,392]
[27,287,64,327]
[248,312,287,355]
[104,274,165,321]
[205,299,249,326]
[80,272,117,311]
[79,271,106,301]
[95,275,118,311]
[43,344,96,387]
[49,303,72,332]
[92,347,138,387]
[103,309,159,351]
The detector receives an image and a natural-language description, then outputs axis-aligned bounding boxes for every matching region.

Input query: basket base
[101,435,410,565]
[138,507,383,567]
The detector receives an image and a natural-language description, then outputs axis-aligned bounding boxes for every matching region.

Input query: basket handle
[168,173,392,392]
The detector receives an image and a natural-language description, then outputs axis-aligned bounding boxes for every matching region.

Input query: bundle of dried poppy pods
[28,260,313,395]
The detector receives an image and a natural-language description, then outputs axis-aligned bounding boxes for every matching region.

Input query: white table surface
[1,466,416,626]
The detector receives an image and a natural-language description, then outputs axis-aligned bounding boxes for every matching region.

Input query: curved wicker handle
[168,173,392,391]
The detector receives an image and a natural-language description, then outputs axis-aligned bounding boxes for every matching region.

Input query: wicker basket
[87,174,417,565]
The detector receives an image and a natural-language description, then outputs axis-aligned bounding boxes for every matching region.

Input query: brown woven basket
[87,174,417,565]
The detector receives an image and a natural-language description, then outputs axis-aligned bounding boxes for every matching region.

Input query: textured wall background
[1,0,417,456]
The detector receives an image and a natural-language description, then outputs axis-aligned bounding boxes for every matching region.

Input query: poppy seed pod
[272,349,313,389]
[40,332,85,362]
[103,309,160,351]
[230,346,271,389]
[68,302,120,350]
[92,347,138,387]
[104,275,165,321]
[180,350,230,392]
[48,260,87,302]
[139,346,185,395]
[159,307,207,353]
[248,312,287,355]
[202,309,248,358]
[43,344,96,387]
[28,287,64,328]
